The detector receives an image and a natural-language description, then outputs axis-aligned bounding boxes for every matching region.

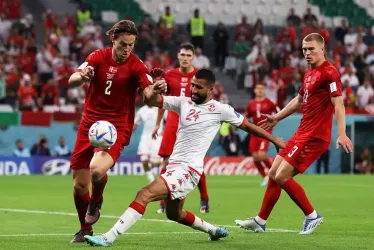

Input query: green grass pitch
[0,175,373,249]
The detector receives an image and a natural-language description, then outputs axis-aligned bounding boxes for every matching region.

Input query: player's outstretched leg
[165,198,228,241]
[85,152,113,226]
[235,156,283,232]
[275,161,323,234]
[198,172,210,213]
[71,169,93,243]
[156,157,168,214]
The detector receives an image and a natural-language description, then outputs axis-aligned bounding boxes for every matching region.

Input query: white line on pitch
[0,208,297,233]
[0,232,202,237]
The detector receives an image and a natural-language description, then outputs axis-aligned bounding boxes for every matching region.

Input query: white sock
[145,171,154,183]
[255,215,267,225]
[103,207,142,243]
[190,215,217,234]
[306,210,317,219]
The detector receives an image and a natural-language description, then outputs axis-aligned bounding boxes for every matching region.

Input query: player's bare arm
[68,65,94,88]
[143,79,167,107]
[239,119,285,150]
[258,95,303,130]
[331,96,353,153]
[152,108,166,139]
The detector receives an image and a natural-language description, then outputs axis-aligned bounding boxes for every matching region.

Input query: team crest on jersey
[106,73,115,80]
[181,77,188,87]
[208,104,215,112]
[109,66,118,73]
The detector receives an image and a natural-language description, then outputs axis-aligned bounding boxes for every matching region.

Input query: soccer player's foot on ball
[156,205,165,214]
[84,235,112,247]
[299,214,323,234]
[208,227,229,241]
[235,217,266,233]
[85,199,103,226]
[200,199,210,213]
[260,176,269,187]
[70,229,93,243]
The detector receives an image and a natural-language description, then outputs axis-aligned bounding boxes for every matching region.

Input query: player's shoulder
[320,60,340,78]
[265,98,276,105]
[86,48,109,61]
[165,68,179,77]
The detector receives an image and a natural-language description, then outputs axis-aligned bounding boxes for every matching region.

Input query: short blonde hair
[303,33,325,46]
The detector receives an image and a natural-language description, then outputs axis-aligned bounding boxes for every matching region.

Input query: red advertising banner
[203,156,274,175]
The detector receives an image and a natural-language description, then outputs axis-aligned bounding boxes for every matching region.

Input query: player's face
[254,84,266,98]
[302,40,324,65]
[190,77,211,104]
[112,34,136,61]
[178,49,194,69]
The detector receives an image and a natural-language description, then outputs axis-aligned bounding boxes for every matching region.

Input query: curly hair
[106,20,138,40]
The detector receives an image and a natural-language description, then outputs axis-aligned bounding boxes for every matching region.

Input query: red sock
[160,168,167,207]
[73,191,92,231]
[281,178,314,216]
[258,178,281,220]
[129,201,146,215]
[262,158,272,169]
[254,162,267,178]
[198,172,209,200]
[180,210,195,226]
[91,174,108,202]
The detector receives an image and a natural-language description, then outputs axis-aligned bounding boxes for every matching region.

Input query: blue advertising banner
[0,157,34,175]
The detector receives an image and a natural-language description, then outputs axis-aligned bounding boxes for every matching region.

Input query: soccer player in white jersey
[84,69,286,247]
[133,104,164,183]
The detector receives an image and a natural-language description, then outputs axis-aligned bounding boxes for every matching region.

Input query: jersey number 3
[105,80,112,95]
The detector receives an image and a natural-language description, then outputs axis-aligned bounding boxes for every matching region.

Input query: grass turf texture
[0,175,373,249]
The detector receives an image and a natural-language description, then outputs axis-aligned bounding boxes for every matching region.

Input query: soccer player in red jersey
[236,33,353,234]
[68,20,165,243]
[152,43,210,214]
[246,82,278,186]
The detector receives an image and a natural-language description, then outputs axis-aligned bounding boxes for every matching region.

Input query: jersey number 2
[105,80,112,95]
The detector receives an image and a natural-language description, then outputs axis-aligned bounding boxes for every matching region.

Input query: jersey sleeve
[76,50,101,72]
[162,96,183,114]
[133,60,153,91]
[298,75,305,96]
[220,104,245,127]
[325,68,343,98]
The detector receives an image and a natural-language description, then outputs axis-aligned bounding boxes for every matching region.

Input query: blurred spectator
[341,66,359,88]
[56,56,74,98]
[36,44,53,85]
[342,80,355,113]
[0,13,12,42]
[303,7,318,24]
[54,136,71,156]
[300,21,314,40]
[357,148,373,174]
[76,4,91,32]
[264,70,284,104]
[318,21,330,46]
[344,26,358,54]
[159,6,175,29]
[7,0,21,19]
[233,35,250,89]
[58,29,72,57]
[151,50,172,71]
[222,125,241,156]
[13,139,31,157]
[223,51,237,79]
[213,22,229,70]
[18,74,37,110]
[187,8,205,50]
[192,47,210,69]
[354,34,368,56]
[335,19,348,45]
[287,8,301,27]
[267,47,281,71]
[356,78,373,109]
[236,16,252,41]
[31,135,51,156]
[277,20,297,45]
[316,150,330,174]
[286,72,302,103]
[41,78,60,105]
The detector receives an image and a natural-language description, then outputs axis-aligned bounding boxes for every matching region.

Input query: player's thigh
[164,198,185,220]
[70,129,95,170]
[249,136,260,155]
[72,169,91,193]
[256,150,267,161]
[281,138,330,175]
[268,155,284,179]
[158,126,177,157]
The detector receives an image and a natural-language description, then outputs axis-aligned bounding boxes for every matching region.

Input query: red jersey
[297,61,342,142]
[246,98,277,126]
[76,48,152,137]
[164,68,199,126]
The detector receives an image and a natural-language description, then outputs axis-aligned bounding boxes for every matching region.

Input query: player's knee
[150,157,161,166]
[165,210,182,222]
[89,166,104,182]
[73,180,89,194]
[274,172,288,185]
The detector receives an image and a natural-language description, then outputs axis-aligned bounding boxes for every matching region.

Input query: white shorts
[137,136,162,158]
[160,164,201,200]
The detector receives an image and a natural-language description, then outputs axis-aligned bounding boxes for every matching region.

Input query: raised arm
[152,108,166,139]
[143,79,167,107]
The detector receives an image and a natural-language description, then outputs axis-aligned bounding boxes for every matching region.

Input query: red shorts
[158,125,177,157]
[279,136,330,173]
[249,135,270,153]
[70,128,129,170]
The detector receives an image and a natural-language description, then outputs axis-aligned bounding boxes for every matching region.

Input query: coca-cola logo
[203,157,274,175]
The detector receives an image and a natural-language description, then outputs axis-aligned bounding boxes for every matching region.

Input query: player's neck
[179,66,194,74]
[310,58,325,69]
[255,97,265,102]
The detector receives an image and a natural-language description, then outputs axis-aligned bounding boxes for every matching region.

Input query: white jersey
[162,96,244,174]
[134,105,163,140]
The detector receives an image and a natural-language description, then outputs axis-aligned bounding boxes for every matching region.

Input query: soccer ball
[88,121,117,149]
